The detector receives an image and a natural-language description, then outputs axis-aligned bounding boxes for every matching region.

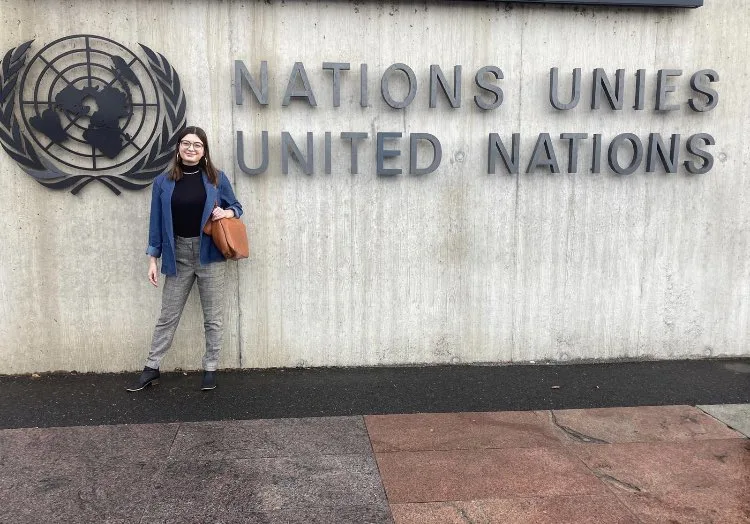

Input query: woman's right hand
[148,257,159,287]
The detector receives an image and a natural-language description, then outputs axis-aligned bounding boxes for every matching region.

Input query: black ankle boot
[201,371,216,391]
[125,366,160,392]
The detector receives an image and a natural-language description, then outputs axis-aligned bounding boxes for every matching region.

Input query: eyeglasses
[179,140,204,151]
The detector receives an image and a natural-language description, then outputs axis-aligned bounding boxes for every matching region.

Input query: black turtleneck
[171,163,207,238]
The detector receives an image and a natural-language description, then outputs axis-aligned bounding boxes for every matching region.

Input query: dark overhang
[489,0,703,7]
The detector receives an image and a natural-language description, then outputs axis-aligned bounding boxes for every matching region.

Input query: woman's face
[177,133,205,166]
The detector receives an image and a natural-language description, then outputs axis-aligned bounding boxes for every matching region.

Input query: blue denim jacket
[146,170,244,276]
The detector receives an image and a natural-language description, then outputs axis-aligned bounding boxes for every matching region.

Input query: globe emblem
[19,35,160,172]
[0,34,185,194]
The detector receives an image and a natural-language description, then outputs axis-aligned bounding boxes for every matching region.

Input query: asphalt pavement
[1,358,748,429]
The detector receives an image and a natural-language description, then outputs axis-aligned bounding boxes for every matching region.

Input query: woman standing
[127,126,243,392]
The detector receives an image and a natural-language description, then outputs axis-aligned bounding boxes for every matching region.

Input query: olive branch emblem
[0,39,186,195]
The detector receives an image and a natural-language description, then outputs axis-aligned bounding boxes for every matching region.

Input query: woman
[126,126,243,392]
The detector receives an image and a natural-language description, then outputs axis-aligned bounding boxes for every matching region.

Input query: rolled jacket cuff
[146,245,162,257]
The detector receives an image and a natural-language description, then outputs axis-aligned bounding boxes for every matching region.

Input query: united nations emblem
[0,34,186,194]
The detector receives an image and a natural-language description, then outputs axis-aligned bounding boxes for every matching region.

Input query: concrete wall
[0,0,748,373]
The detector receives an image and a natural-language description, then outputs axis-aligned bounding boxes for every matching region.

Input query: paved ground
[0,359,748,523]
[2,359,749,429]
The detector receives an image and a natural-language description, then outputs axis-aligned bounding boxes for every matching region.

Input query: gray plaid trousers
[146,236,226,371]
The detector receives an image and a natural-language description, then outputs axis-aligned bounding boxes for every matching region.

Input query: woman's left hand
[211,207,235,221]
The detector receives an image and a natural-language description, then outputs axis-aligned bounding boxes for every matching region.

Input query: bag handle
[203,200,221,235]
[210,200,221,219]
[212,200,235,219]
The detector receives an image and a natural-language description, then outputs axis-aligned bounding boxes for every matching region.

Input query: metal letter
[234,60,268,105]
[377,132,402,175]
[360,64,368,107]
[646,133,681,173]
[236,130,269,175]
[282,62,318,107]
[474,66,504,110]
[381,64,417,109]
[341,132,368,174]
[429,65,461,108]
[322,62,350,107]
[409,133,442,175]
[592,68,625,110]
[656,69,682,111]
[488,133,519,174]
[608,133,643,175]
[684,133,715,174]
[526,133,560,174]
[549,67,581,110]
[634,69,646,110]
[688,69,719,112]
[281,132,314,175]
[324,131,332,174]
[592,134,602,173]
[560,133,588,173]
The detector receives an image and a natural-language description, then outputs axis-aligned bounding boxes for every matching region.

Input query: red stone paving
[364,411,562,452]
[539,405,746,444]
[374,447,608,503]
[613,489,750,524]
[370,407,749,523]
[568,439,748,494]
[390,495,639,524]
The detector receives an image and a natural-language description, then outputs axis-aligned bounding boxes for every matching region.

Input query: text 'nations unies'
[232,61,718,176]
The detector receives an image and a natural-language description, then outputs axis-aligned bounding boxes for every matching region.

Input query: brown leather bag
[203,206,249,260]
